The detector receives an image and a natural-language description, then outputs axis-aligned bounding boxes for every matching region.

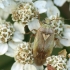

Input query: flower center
[12,2,38,23]
[0,22,14,43]
[45,16,64,37]
[45,55,67,70]
[14,42,34,64]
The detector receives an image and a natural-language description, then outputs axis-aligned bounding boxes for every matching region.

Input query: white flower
[0,0,17,14]
[46,15,64,37]
[60,24,70,46]
[12,2,40,33]
[0,0,17,19]
[0,0,8,9]
[67,59,70,70]
[11,62,24,70]
[45,16,70,47]
[54,0,70,7]
[54,0,66,7]
[46,0,54,8]
[45,0,60,17]
[34,64,43,70]
[0,18,24,55]
[27,19,41,33]
[46,5,60,17]
[12,31,24,42]
[14,22,25,34]
[11,63,37,70]
[45,1,53,9]
[12,2,38,23]
[6,42,34,61]
[14,0,32,2]
[67,54,70,70]
[0,8,9,19]
[6,42,38,70]
[42,16,64,48]
[0,43,8,55]
[0,19,14,55]
[44,55,67,70]
[5,41,22,57]
[14,19,41,34]
[34,0,47,14]
[24,64,37,70]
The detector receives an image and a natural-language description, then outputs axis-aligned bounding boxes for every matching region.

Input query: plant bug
[32,24,54,65]
[47,64,56,70]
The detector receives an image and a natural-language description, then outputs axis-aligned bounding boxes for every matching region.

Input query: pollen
[44,55,67,70]
[14,42,34,64]
[0,20,14,43]
[12,2,38,24]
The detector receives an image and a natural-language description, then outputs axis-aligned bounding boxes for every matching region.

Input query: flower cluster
[14,42,34,64]
[12,2,38,23]
[44,55,67,70]
[0,0,70,70]
[0,20,14,43]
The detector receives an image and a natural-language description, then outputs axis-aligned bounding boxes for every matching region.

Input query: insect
[47,64,56,70]
[32,24,54,65]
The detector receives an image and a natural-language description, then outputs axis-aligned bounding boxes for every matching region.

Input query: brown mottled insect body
[47,64,56,70]
[33,26,54,65]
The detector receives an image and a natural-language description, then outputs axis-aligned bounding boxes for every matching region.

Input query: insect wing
[32,27,54,65]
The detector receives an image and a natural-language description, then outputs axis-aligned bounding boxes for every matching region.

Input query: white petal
[14,0,32,2]
[62,25,70,38]
[28,19,41,33]
[63,24,70,32]
[11,62,24,70]
[0,9,9,19]
[3,0,9,7]
[46,0,54,8]
[38,8,47,14]
[0,3,4,9]
[2,11,9,19]
[46,5,60,17]
[12,31,24,42]
[14,22,25,34]
[5,46,14,57]
[8,41,21,50]
[6,0,17,14]
[60,25,70,46]
[67,59,70,70]
[34,64,43,70]
[24,64,37,70]
[34,1,47,9]
[0,43,8,55]
[60,38,70,46]
[63,32,70,38]
[21,0,32,2]
[1,0,17,14]
[54,0,66,6]
[34,1,47,13]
